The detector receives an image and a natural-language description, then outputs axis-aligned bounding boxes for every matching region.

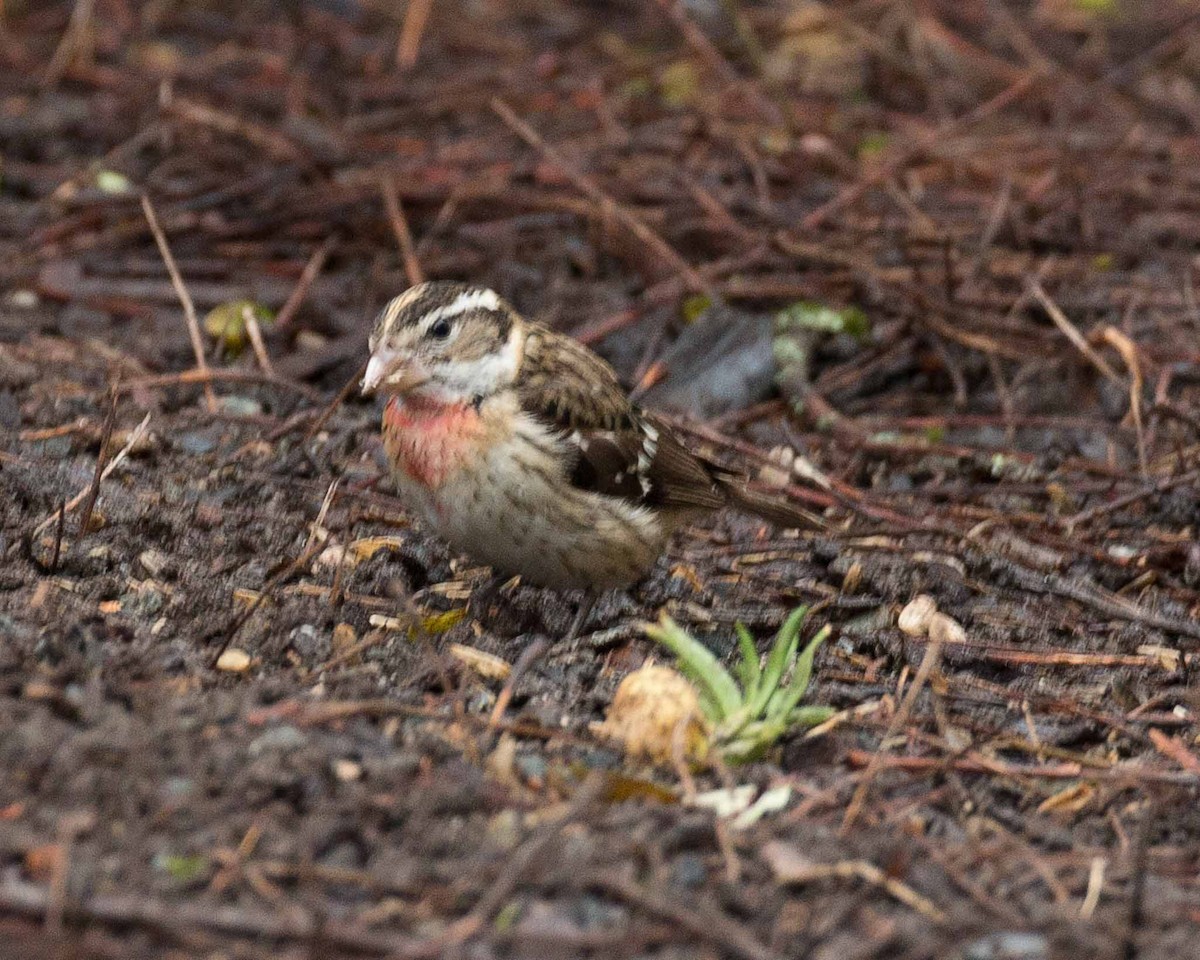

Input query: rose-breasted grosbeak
[362,281,820,637]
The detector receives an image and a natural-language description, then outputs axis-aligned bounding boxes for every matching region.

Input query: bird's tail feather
[721,479,826,530]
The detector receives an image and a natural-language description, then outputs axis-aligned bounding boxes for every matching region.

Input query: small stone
[289,624,330,662]
[670,853,707,889]
[6,289,39,309]
[177,428,220,455]
[215,648,252,672]
[248,724,306,756]
[216,395,264,417]
[964,932,1048,960]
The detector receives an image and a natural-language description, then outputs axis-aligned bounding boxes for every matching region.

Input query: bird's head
[362,282,523,405]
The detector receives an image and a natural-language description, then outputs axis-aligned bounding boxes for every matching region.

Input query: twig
[211,487,339,668]
[1027,279,1121,383]
[77,382,119,539]
[274,236,336,330]
[50,498,65,573]
[164,95,305,163]
[763,844,947,924]
[43,0,96,86]
[396,776,607,959]
[842,635,943,834]
[587,872,773,960]
[117,368,321,404]
[397,0,434,69]
[45,812,95,934]
[304,359,369,443]
[141,194,217,412]
[244,309,275,377]
[491,98,710,295]
[1147,729,1200,775]
[1100,325,1147,476]
[305,478,341,553]
[0,877,404,955]
[1064,467,1200,529]
[30,414,151,539]
[380,176,426,285]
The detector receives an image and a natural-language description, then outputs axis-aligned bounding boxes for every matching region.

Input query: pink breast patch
[382,396,484,490]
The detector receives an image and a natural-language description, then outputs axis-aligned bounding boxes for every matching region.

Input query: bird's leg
[488,592,598,727]
[564,591,598,642]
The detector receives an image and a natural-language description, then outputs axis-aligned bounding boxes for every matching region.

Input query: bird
[361,280,822,641]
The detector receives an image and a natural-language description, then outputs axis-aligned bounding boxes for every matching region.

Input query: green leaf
[767,625,831,719]
[681,293,713,324]
[789,705,836,727]
[159,853,208,882]
[645,616,743,719]
[734,622,761,694]
[775,302,870,340]
[749,606,807,717]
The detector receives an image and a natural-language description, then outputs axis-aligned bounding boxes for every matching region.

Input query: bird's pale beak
[362,352,430,397]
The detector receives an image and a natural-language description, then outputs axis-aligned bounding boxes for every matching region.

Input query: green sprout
[644,606,833,763]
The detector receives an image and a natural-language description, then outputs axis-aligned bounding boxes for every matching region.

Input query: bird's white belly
[413,431,667,590]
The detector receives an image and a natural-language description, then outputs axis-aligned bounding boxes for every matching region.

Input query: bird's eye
[428,318,452,340]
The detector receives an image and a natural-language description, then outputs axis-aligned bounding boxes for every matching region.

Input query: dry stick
[45,811,94,934]
[141,194,217,412]
[118,368,321,404]
[1027,278,1121,383]
[841,635,944,835]
[274,236,336,330]
[244,309,275,377]
[397,775,607,959]
[49,498,66,573]
[30,414,151,539]
[304,359,369,443]
[491,98,710,296]
[77,382,119,539]
[43,0,96,86]
[0,877,404,956]
[1100,325,1148,477]
[588,872,774,960]
[164,95,304,163]
[1147,729,1200,776]
[213,469,339,667]
[1064,467,1200,529]
[396,0,434,69]
[210,537,327,668]
[380,176,426,284]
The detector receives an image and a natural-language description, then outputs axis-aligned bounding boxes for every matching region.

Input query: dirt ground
[3,1,1200,958]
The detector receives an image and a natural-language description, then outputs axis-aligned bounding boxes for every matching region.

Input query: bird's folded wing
[518,325,725,511]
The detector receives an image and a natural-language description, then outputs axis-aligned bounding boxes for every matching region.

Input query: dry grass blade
[30,413,151,539]
[140,194,217,412]
[381,175,426,285]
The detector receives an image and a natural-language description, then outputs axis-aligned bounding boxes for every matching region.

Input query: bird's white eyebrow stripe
[420,288,500,328]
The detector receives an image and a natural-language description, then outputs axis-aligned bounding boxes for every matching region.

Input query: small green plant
[644,606,833,762]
